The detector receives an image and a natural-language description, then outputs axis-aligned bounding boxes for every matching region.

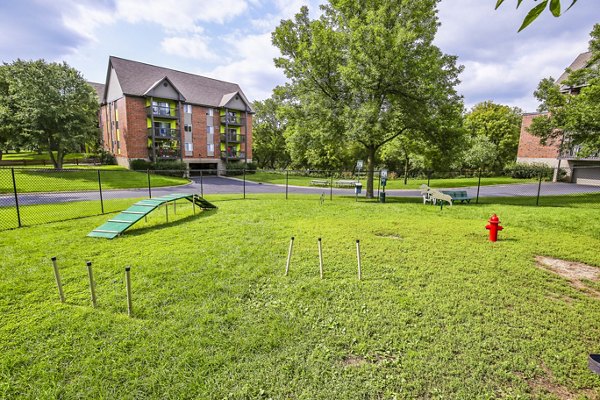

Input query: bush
[96,150,117,165]
[129,159,188,177]
[130,159,152,171]
[504,162,553,179]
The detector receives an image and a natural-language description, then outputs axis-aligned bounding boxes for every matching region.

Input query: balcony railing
[150,147,180,160]
[146,105,179,119]
[220,134,245,143]
[220,151,246,160]
[148,128,179,139]
[561,145,600,160]
[220,115,245,126]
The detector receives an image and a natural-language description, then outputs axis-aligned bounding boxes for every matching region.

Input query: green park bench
[334,179,357,188]
[310,179,329,186]
[441,190,474,204]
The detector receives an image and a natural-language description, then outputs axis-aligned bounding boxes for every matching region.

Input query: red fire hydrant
[485,214,503,242]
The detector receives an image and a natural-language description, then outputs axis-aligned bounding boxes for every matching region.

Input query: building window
[185,143,193,152]
[183,104,192,113]
[207,144,214,156]
[206,126,214,134]
[206,108,213,116]
[184,124,192,132]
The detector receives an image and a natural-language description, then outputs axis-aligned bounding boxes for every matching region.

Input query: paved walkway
[0,176,598,207]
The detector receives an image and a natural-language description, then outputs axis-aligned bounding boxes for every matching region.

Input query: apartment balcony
[220,151,246,161]
[146,105,179,119]
[561,145,600,160]
[220,133,246,143]
[220,115,245,126]
[150,147,180,160]
[148,128,179,140]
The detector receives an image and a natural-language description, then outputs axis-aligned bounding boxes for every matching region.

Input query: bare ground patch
[374,232,402,240]
[520,363,598,400]
[536,256,600,299]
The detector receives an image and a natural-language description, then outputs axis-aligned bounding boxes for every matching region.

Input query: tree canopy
[272,0,463,197]
[252,96,290,169]
[528,24,600,157]
[464,101,522,171]
[0,60,99,168]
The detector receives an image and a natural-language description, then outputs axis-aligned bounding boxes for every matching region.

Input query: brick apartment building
[517,51,600,185]
[93,56,253,170]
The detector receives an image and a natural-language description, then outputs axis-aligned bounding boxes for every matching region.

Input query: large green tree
[252,96,290,169]
[528,24,600,156]
[272,0,463,197]
[463,101,522,171]
[0,60,99,168]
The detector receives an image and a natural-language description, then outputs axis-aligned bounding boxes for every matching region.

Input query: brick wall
[517,113,561,159]
[124,96,150,160]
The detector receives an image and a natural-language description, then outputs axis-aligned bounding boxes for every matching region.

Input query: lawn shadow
[125,209,219,237]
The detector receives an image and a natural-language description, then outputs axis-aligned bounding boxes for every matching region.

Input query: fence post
[476,168,482,204]
[243,169,246,199]
[98,169,104,214]
[286,170,289,200]
[329,172,333,201]
[147,169,152,199]
[376,170,381,201]
[11,168,21,228]
[536,171,543,206]
[200,170,204,197]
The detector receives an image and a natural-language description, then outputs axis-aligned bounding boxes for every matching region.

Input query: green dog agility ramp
[88,193,216,239]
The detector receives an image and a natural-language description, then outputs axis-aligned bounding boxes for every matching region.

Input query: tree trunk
[0,150,3,161]
[366,146,376,198]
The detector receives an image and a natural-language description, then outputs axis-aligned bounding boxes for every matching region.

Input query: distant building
[96,56,253,170]
[517,51,599,185]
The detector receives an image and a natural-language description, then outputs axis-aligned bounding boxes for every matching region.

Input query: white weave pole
[51,257,65,303]
[86,261,97,307]
[285,237,294,276]
[318,238,324,279]
[356,240,362,280]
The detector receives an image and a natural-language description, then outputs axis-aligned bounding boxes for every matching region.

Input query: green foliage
[461,136,499,169]
[0,60,99,169]
[504,162,553,179]
[463,101,522,170]
[495,0,578,31]
[272,1,464,197]
[130,159,187,176]
[529,24,600,156]
[252,97,290,169]
[96,149,116,165]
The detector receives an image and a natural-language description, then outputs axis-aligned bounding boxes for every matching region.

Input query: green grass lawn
[1,151,87,161]
[0,167,189,194]
[245,171,538,189]
[1,195,600,398]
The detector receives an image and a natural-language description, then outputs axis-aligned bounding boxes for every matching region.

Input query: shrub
[96,150,117,165]
[504,162,553,179]
[130,159,152,171]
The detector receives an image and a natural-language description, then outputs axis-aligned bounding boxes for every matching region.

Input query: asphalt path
[0,176,598,207]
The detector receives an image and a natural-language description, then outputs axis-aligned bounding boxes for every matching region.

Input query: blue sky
[1,0,598,112]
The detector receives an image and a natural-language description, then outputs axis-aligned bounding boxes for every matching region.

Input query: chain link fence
[1,166,599,231]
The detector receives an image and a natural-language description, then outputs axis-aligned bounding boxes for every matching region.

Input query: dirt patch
[522,363,598,400]
[536,256,600,299]
[342,355,367,367]
[374,232,402,240]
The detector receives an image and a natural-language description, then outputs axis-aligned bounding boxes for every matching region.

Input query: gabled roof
[88,81,105,104]
[105,56,254,112]
[142,76,186,101]
[557,51,592,89]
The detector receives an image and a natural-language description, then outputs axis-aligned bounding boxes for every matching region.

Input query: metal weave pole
[98,169,104,214]
[476,168,482,204]
[11,168,21,227]
[536,171,543,206]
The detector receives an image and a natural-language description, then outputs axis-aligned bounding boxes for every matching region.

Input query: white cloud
[60,2,116,42]
[115,0,250,30]
[202,32,286,100]
[161,34,218,61]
